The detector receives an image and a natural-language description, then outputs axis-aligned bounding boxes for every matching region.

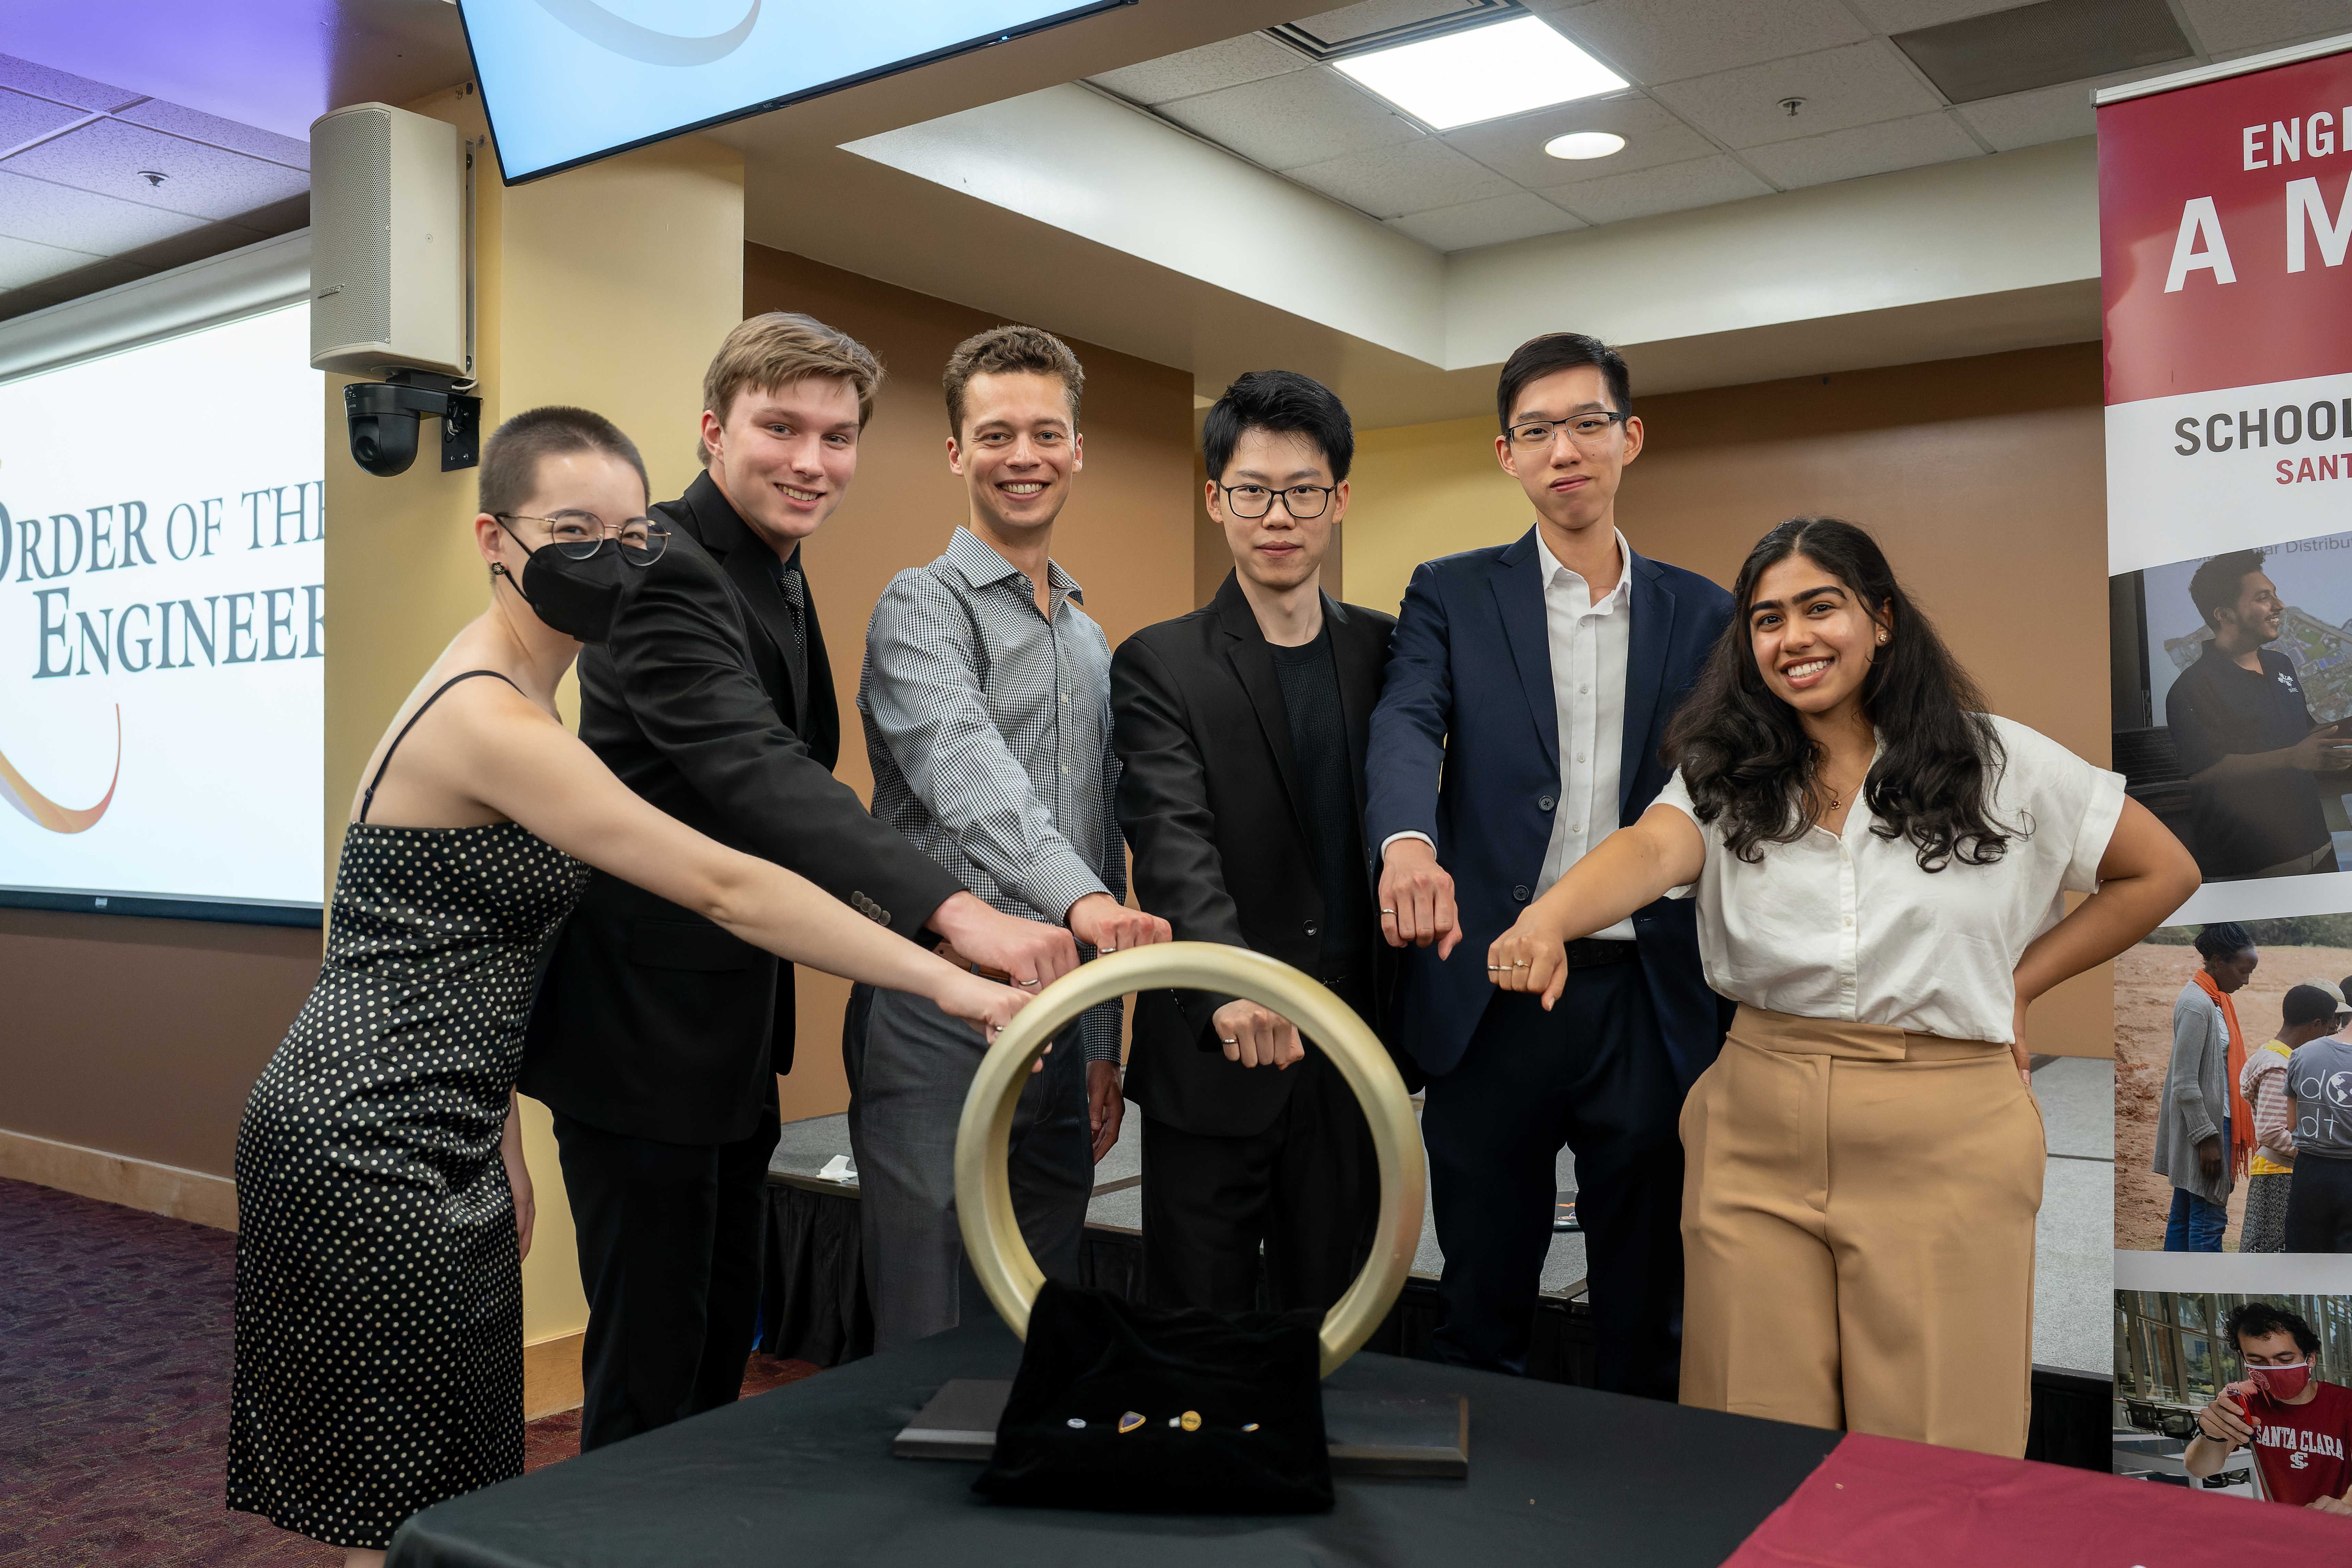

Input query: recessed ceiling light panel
[1544,131,1625,161]
[1333,16,1627,132]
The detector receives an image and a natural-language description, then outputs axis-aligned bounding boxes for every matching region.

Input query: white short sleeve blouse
[1650,715,2126,1043]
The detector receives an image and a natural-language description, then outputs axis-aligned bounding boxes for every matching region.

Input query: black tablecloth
[388,1315,1842,1567]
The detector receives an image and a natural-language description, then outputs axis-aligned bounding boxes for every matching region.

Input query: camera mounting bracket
[344,369,482,472]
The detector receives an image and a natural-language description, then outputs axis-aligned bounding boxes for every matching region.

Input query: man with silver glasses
[1365,332,1731,1396]
[521,318,1073,1451]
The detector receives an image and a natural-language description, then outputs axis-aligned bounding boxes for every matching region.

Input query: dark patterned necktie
[778,560,806,665]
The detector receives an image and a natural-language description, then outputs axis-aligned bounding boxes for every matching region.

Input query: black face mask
[495,539,630,644]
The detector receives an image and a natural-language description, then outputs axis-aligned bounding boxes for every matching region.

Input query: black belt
[1563,939,1636,969]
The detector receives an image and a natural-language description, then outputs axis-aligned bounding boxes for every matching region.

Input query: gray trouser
[843,982,1093,1352]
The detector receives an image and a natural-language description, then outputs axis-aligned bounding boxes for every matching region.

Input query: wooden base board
[0,1126,239,1230]
[524,1330,585,1420]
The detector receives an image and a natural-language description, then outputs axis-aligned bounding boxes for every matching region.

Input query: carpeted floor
[0,1176,817,1565]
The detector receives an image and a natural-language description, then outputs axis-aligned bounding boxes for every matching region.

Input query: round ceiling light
[1543,131,1626,161]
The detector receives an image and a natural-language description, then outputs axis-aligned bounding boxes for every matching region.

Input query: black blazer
[520,472,964,1145]
[1110,574,1396,1139]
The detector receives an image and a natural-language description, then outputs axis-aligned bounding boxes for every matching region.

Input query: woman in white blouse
[1487,517,2197,1457]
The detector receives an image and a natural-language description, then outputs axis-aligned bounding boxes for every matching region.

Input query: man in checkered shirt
[851,324,1171,1350]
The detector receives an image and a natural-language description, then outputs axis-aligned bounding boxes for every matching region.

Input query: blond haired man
[522,313,1074,1450]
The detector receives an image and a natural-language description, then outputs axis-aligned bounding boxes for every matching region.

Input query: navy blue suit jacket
[1365,529,1734,1089]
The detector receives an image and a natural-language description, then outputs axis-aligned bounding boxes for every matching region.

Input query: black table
[389,1317,1842,1567]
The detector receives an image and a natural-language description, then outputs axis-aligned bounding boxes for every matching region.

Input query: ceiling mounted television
[457,0,1132,184]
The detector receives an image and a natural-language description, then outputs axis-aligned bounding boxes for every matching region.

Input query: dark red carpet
[0,1176,817,1564]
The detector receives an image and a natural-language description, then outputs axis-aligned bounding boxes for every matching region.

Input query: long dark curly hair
[1662,517,2014,871]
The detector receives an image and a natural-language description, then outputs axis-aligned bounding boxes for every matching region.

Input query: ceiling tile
[1158,69,1424,171]
[1954,62,2194,149]
[0,53,143,115]
[1387,190,1588,250]
[1284,137,1520,217]
[1538,152,1774,223]
[115,98,309,170]
[1741,110,1983,188]
[0,166,206,253]
[1442,92,1716,185]
[0,86,89,155]
[1547,0,1872,85]
[1087,33,1305,107]
[1651,41,1948,147]
[1844,0,2036,28]
[1289,0,1496,39]
[0,230,99,288]
[2176,0,2352,55]
[2,119,309,222]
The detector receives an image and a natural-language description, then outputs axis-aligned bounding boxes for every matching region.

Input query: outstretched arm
[1368,563,1462,957]
[1489,804,1706,1009]
[445,681,1030,1040]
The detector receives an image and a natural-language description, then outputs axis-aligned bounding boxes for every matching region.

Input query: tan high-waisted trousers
[1677,1005,2046,1458]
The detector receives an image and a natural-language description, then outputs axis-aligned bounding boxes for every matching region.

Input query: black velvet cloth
[974,1283,1332,1513]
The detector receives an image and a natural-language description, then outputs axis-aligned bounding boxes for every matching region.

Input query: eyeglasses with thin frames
[496,510,670,564]
[1216,482,1337,520]
[1505,410,1628,450]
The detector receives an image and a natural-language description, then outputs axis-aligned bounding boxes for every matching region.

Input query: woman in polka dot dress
[227,408,1033,1566]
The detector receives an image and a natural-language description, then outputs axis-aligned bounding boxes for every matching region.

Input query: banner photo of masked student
[2116,1290,2352,1514]
[2102,42,2352,924]
[2118,917,2352,1254]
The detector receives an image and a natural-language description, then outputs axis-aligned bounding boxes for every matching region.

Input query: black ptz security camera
[343,371,482,478]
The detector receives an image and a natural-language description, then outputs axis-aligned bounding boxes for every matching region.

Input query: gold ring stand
[954,942,1424,1379]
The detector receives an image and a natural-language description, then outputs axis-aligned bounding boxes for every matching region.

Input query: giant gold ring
[955,941,1423,1378]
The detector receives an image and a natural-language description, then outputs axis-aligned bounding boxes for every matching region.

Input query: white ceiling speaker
[1544,131,1627,161]
[308,102,464,379]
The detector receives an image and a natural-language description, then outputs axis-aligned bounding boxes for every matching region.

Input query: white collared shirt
[1535,528,1635,941]
[1381,528,1639,940]
[1651,715,2125,1043]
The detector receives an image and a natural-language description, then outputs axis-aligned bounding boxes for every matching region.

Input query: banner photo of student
[2103,36,2352,928]
[2116,1289,2352,1512]
[2115,915,2352,1256]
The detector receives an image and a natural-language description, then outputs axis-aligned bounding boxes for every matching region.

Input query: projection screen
[0,301,324,925]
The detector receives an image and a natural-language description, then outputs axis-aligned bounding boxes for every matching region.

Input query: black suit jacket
[520,472,964,1145]
[1111,574,1396,1139]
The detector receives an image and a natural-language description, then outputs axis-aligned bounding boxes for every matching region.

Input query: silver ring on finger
[1220,1037,1238,1045]
[1487,964,1504,971]
[1380,907,1395,914]
[1018,978,1039,987]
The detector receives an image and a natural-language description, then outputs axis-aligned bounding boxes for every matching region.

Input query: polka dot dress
[227,820,588,1550]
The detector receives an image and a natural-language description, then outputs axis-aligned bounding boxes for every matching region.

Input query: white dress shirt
[1651,715,2125,1044]
[1534,528,1635,941]
[1382,527,1639,941]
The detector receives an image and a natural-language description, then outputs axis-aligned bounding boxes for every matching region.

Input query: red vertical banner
[2102,43,2352,580]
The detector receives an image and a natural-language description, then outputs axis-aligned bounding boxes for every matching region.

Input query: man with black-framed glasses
[1365,332,1731,1397]
[1110,369,1397,1313]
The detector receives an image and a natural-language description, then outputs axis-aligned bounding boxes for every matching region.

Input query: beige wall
[319,88,746,1344]
[1345,342,2117,1056]
[740,246,1198,1120]
[0,909,315,1178]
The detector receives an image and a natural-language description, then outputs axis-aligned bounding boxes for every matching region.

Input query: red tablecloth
[1725,1432,2351,1565]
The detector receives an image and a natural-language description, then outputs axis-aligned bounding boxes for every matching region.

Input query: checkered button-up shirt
[860,526,1126,1060]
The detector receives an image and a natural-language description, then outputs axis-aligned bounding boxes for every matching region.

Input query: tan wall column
[322,86,744,1364]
